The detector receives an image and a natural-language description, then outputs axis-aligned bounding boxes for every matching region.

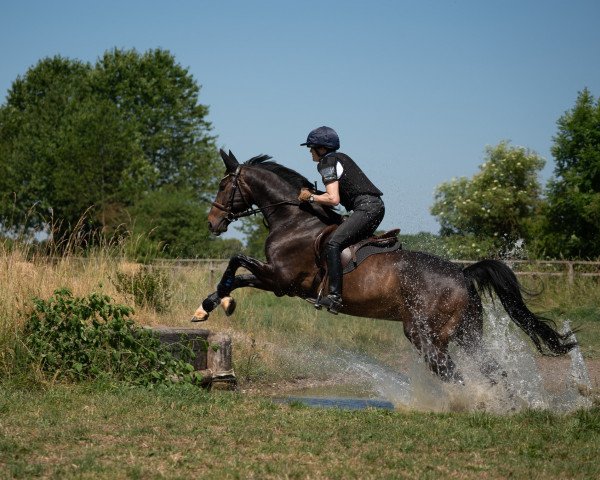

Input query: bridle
[211,165,300,225]
[211,166,255,222]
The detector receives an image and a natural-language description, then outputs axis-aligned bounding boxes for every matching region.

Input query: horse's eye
[218,184,225,192]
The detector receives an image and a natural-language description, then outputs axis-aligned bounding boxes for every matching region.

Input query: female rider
[298,126,385,314]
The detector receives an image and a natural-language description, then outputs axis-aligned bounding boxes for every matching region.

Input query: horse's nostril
[207,222,213,231]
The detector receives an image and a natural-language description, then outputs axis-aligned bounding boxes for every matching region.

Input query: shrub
[23,289,202,386]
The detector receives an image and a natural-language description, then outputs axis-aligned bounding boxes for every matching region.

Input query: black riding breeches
[327,195,385,251]
[324,195,385,296]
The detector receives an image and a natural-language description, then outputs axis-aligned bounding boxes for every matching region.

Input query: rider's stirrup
[315,294,342,315]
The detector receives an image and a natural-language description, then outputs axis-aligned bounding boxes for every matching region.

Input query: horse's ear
[228,150,239,164]
[220,148,239,172]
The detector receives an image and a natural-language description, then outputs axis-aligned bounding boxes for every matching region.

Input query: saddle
[313,225,401,275]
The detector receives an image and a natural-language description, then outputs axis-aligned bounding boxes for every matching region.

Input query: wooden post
[209,260,214,285]
[148,326,236,390]
[567,261,574,286]
[206,332,236,390]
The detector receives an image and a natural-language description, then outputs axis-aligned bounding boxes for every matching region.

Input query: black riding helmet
[301,126,340,150]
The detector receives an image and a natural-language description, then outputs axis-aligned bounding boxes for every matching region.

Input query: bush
[23,289,202,386]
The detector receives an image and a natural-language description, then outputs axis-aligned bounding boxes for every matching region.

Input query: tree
[128,186,242,259]
[0,49,219,242]
[0,56,99,235]
[539,88,600,258]
[237,216,269,259]
[92,49,218,194]
[51,96,147,235]
[430,141,545,254]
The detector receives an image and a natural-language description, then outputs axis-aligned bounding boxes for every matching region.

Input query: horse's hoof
[221,296,236,316]
[191,306,209,322]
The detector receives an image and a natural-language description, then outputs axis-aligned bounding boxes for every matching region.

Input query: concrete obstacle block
[148,326,236,390]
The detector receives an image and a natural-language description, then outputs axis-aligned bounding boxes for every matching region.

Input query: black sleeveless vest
[317,152,383,210]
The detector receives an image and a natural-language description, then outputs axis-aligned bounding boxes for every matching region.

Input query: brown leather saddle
[313,225,401,275]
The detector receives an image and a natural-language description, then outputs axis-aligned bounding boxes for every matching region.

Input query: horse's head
[207,149,251,235]
[208,148,342,235]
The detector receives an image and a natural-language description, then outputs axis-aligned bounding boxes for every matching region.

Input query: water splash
[557,320,593,411]
[334,349,413,406]
[501,238,527,260]
[474,303,551,411]
[282,304,593,413]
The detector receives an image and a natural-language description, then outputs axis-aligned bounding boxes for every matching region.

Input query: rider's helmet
[300,126,340,150]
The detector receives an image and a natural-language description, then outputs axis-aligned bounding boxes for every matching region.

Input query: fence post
[567,261,574,286]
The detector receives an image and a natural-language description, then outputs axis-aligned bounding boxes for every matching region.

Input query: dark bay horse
[194,150,575,383]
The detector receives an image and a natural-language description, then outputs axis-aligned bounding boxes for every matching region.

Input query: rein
[212,200,296,221]
[212,166,301,223]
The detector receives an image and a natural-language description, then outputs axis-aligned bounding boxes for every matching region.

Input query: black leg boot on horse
[316,243,343,314]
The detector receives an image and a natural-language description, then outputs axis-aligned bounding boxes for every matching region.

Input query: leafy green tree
[92,49,218,194]
[538,88,600,258]
[397,232,454,258]
[0,56,97,235]
[128,186,242,259]
[431,141,545,253]
[52,96,147,235]
[0,49,219,243]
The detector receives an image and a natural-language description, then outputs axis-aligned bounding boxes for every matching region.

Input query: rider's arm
[313,181,340,206]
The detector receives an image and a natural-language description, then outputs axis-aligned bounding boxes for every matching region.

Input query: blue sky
[2,0,599,236]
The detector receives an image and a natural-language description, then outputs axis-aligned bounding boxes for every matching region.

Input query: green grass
[0,381,598,479]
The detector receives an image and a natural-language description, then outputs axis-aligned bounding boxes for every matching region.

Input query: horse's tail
[463,259,576,356]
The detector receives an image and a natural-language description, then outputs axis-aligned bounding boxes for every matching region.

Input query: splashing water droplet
[275,305,593,412]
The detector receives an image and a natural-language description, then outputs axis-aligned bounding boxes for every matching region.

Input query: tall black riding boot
[318,244,343,314]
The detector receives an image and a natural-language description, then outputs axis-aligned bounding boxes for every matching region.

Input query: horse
[193,149,576,383]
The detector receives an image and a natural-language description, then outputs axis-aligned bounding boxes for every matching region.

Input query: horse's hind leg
[403,319,463,384]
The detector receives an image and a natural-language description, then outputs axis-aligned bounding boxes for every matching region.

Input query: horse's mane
[245,154,313,190]
[244,154,342,224]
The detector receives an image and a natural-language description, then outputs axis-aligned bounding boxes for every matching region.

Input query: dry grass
[0,235,412,386]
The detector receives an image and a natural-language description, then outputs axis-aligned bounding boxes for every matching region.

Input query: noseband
[211,166,300,223]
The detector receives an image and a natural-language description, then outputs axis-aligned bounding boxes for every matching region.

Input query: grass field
[1,241,600,478]
[1,382,599,479]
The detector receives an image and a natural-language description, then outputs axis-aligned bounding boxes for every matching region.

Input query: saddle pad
[342,240,401,275]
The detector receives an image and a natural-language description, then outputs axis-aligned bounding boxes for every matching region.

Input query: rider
[298,126,385,314]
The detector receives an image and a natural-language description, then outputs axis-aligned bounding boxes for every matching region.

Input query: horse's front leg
[192,255,276,322]
[191,274,271,322]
